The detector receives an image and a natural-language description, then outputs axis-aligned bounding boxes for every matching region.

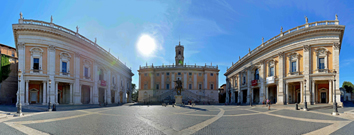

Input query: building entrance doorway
[242,90,247,103]
[235,92,238,103]
[99,88,105,104]
[253,88,259,103]
[81,85,90,104]
[321,92,326,103]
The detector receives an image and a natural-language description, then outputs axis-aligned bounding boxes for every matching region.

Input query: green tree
[0,54,11,83]
[131,83,138,102]
[342,81,354,93]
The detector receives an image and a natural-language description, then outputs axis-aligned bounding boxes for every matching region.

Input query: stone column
[48,45,56,105]
[312,80,315,105]
[259,60,265,104]
[247,68,251,104]
[225,78,229,104]
[107,70,111,104]
[25,80,29,105]
[265,86,269,100]
[151,72,154,89]
[55,82,59,105]
[93,61,98,104]
[285,83,289,104]
[161,73,164,89]
[303,45,311,105]
[329,80,332,103]
[171,72,175,88]
[230,77,234,103]
[216,73,219,91]
[17,43,26,105]
[42,81,47,105]
[277,52,285,105]
[238,73,242,104]
[184,72,187,89]
[204,73,207,90]
[194,73,197,89]
[70,83,73,104]
[333,42,341,105]
[300,81,303,103]
[74,52,81,104]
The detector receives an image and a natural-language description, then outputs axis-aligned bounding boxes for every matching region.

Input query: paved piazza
[1,105,354,135]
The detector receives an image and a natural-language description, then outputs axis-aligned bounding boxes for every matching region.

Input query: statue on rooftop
[76,26,79,33]
[51,15,53,23]
[335,14,338,20]
[20,12,23,19]
[281,26,283,33]
[305,16,308,23]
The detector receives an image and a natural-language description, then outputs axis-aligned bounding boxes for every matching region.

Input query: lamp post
[303,79,308,111]
[17,69,23,116]
[333,70,339,115]
[48,79,52,111]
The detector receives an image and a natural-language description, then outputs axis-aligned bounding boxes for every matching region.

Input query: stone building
[13,13,134,105]
[138,42,219,103]
[224,16,344,106]
[0,44,18,104]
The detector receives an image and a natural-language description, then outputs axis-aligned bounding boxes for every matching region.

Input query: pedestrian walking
[267,99,271,110]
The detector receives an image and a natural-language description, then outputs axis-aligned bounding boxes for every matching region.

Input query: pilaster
[277,52,285,105]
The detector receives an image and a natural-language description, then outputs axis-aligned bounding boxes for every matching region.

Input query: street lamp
[333,70,339,115]
[17,69,23,116]
[303,79,308,111]
[48,79,52,111]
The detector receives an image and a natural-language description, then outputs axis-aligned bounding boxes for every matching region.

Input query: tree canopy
[0,54,11,83]
[342,81,354,93]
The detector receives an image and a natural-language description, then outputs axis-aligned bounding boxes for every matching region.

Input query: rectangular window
[199,73,202,76]
[189,84,192,89]
[166,84,170,89]
[166,72,170,75]
[291,61,296,72]
[319,58,325,69]
[156,84,159,90]
[210,73,214,76]
[178,72,181,75]
[211,84,214,90]
[144,84,147,89]
[199,84,202,89]
[144,73,147,76]
[157,73,159,76]
[189,72,192,76]
[243,76,246,84]
[270,67,274,76]
[84,67,89,78]
[33,58,39,70]
[62,62,67,73]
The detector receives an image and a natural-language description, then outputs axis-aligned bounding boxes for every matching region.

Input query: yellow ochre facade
[224,17,344,106]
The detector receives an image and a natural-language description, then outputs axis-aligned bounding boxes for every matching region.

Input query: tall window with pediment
[30,47,43,73]
[60,52,71,76]
[254,69,259,80]
[268,60,276,77]
[315,47,329,73]
[99,69,104,80]
[83,59,91,79]
[287,52,299,75]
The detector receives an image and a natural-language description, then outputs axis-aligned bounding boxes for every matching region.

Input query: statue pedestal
[175,95,183,106]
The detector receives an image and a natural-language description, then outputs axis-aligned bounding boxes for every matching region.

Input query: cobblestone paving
[0,105,353,135]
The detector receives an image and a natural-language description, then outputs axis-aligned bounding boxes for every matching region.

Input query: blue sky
[1,0,354,88]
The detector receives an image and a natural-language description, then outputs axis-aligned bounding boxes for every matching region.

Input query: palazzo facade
[138,42,219,103]
[13,14,134,105]
[224,17,344,106]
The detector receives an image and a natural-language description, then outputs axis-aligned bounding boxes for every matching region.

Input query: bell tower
[175,41,184,66]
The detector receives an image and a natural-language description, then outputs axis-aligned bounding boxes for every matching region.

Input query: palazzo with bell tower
[138,42,220,104]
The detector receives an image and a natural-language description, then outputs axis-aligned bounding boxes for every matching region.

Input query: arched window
[254,69,259,80]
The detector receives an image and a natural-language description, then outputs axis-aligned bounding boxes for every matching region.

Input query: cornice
[225,22,344,76]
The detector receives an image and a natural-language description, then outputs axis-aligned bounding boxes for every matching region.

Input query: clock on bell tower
[175,41,184,66]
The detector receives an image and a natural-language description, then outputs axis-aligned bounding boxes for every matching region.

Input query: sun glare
[137,34,157,57]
